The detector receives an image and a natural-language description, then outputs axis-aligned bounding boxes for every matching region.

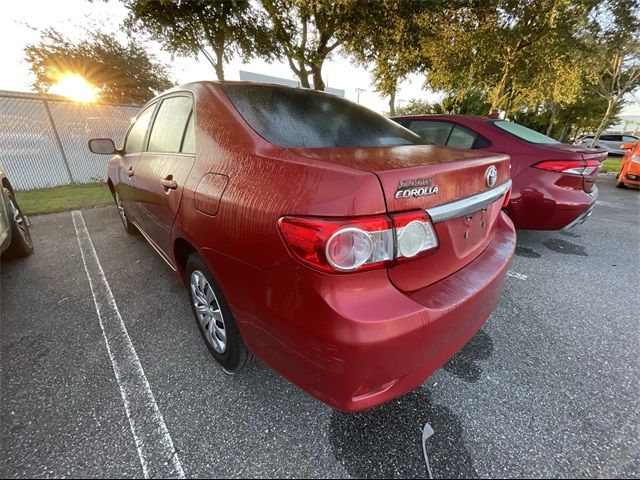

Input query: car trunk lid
[289,144,511,292]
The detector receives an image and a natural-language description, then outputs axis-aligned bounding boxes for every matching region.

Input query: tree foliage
[394,89,491,116]
[585,0,640,144]
[24,28,172,104]
[341,0,434,114]
[512,93,623,141]
[259,0,362,90]
[422,0,599,115]
[394,99,440,116]
[123,0,273,81]
[110,0,639,137]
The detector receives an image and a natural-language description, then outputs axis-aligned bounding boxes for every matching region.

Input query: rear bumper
[227,212,515,412]
[508,168,598,230]
[563,198,595,230]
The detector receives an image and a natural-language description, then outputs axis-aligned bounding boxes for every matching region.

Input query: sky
[2,0,639,121]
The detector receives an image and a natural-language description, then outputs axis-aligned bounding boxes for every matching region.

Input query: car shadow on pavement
[443,329,494,383]
[329,389,476,479]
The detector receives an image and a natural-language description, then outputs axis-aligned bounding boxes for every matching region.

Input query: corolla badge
[486,166,498,187]
[395,177,439,199]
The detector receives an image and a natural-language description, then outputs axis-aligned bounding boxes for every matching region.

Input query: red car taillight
[278,211,438,273]
[502,185,512,208]
[534,160,601,176]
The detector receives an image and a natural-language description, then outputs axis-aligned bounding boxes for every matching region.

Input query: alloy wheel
[190,270,227,354]
[115,191,127,226]
[6,196,32,248]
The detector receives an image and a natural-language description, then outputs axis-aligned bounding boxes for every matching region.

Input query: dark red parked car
[90,82,515,412]
[393,115,607,230]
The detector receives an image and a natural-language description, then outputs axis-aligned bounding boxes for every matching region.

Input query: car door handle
[127,167,134,178]
[160,177,178,190]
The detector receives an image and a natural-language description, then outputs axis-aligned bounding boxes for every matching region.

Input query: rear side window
[407,120,453,144]
[407,120,489,149]
[222,84,424,148]
[148,96,193,153]
[600,134,621,142]
[125,104,156,153]
[447,125,477,149]
[622,135,638,142]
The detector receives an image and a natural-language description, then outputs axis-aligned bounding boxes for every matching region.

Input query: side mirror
[88,138,117,155]
[620,142,634,150]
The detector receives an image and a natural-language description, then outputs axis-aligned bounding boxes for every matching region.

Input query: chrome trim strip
[130,218,178,271]
[426,180,512,224]
[563,202,595,230]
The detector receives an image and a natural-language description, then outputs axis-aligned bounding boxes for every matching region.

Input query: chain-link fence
[0,90,140,190]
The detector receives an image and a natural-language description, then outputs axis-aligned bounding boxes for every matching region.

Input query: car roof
[391,114,492,125]
[162,80,340,98]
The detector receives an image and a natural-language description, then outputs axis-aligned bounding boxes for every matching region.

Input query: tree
[123,0,273,81]
[587,0,640,146]
[511,91,623,141]
[440,89,491,115]
[24,28,172,104]
[394,99,441,116]
[341,1,435,114]
[423,0,599,115]
[260,0,353,90]
[394,90,490,117]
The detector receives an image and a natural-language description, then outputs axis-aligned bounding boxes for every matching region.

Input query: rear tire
[113,190,137,234]
[2,187,33,258]
[186,253,251,373]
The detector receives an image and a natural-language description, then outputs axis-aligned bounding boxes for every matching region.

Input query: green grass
[601,156,623,174]
[15,183,113,216]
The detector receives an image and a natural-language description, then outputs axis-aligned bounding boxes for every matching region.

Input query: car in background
[574,133,639,156]
[617,141,640,188]
[90,81,515,412]
[0,169,33,258]
[393,115,607,230]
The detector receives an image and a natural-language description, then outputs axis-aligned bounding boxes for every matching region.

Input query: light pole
[355,88,365,104]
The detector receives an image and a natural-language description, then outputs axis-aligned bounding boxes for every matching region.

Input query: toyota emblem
[486,166,498,187]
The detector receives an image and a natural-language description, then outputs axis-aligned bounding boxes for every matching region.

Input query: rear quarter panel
[172,83,387,271]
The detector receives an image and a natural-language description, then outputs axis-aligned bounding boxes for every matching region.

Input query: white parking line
[72,211,185,479]
[507,270,528,281]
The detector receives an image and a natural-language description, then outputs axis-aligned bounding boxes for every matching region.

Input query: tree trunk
[388,90,396,116]
[559,122,570,143]
[590,98,615,148]
[546,104,559,137]
[311,64,325,91]
[490,64,511,112]
[214,48,225,81]
[503,87,516,119]
[297,72,311,89]
[285,55,311,88]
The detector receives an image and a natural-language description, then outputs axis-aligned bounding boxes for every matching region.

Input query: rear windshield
[222,83,425,148]
[491,120,560,144]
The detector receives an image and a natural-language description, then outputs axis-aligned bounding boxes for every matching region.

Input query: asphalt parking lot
[1,174,638,478]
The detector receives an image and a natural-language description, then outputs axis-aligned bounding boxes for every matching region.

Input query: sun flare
[49,74,99,102]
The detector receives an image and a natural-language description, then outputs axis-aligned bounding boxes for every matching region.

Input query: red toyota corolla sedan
[90,82,515,412]
[393,115,607,230]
